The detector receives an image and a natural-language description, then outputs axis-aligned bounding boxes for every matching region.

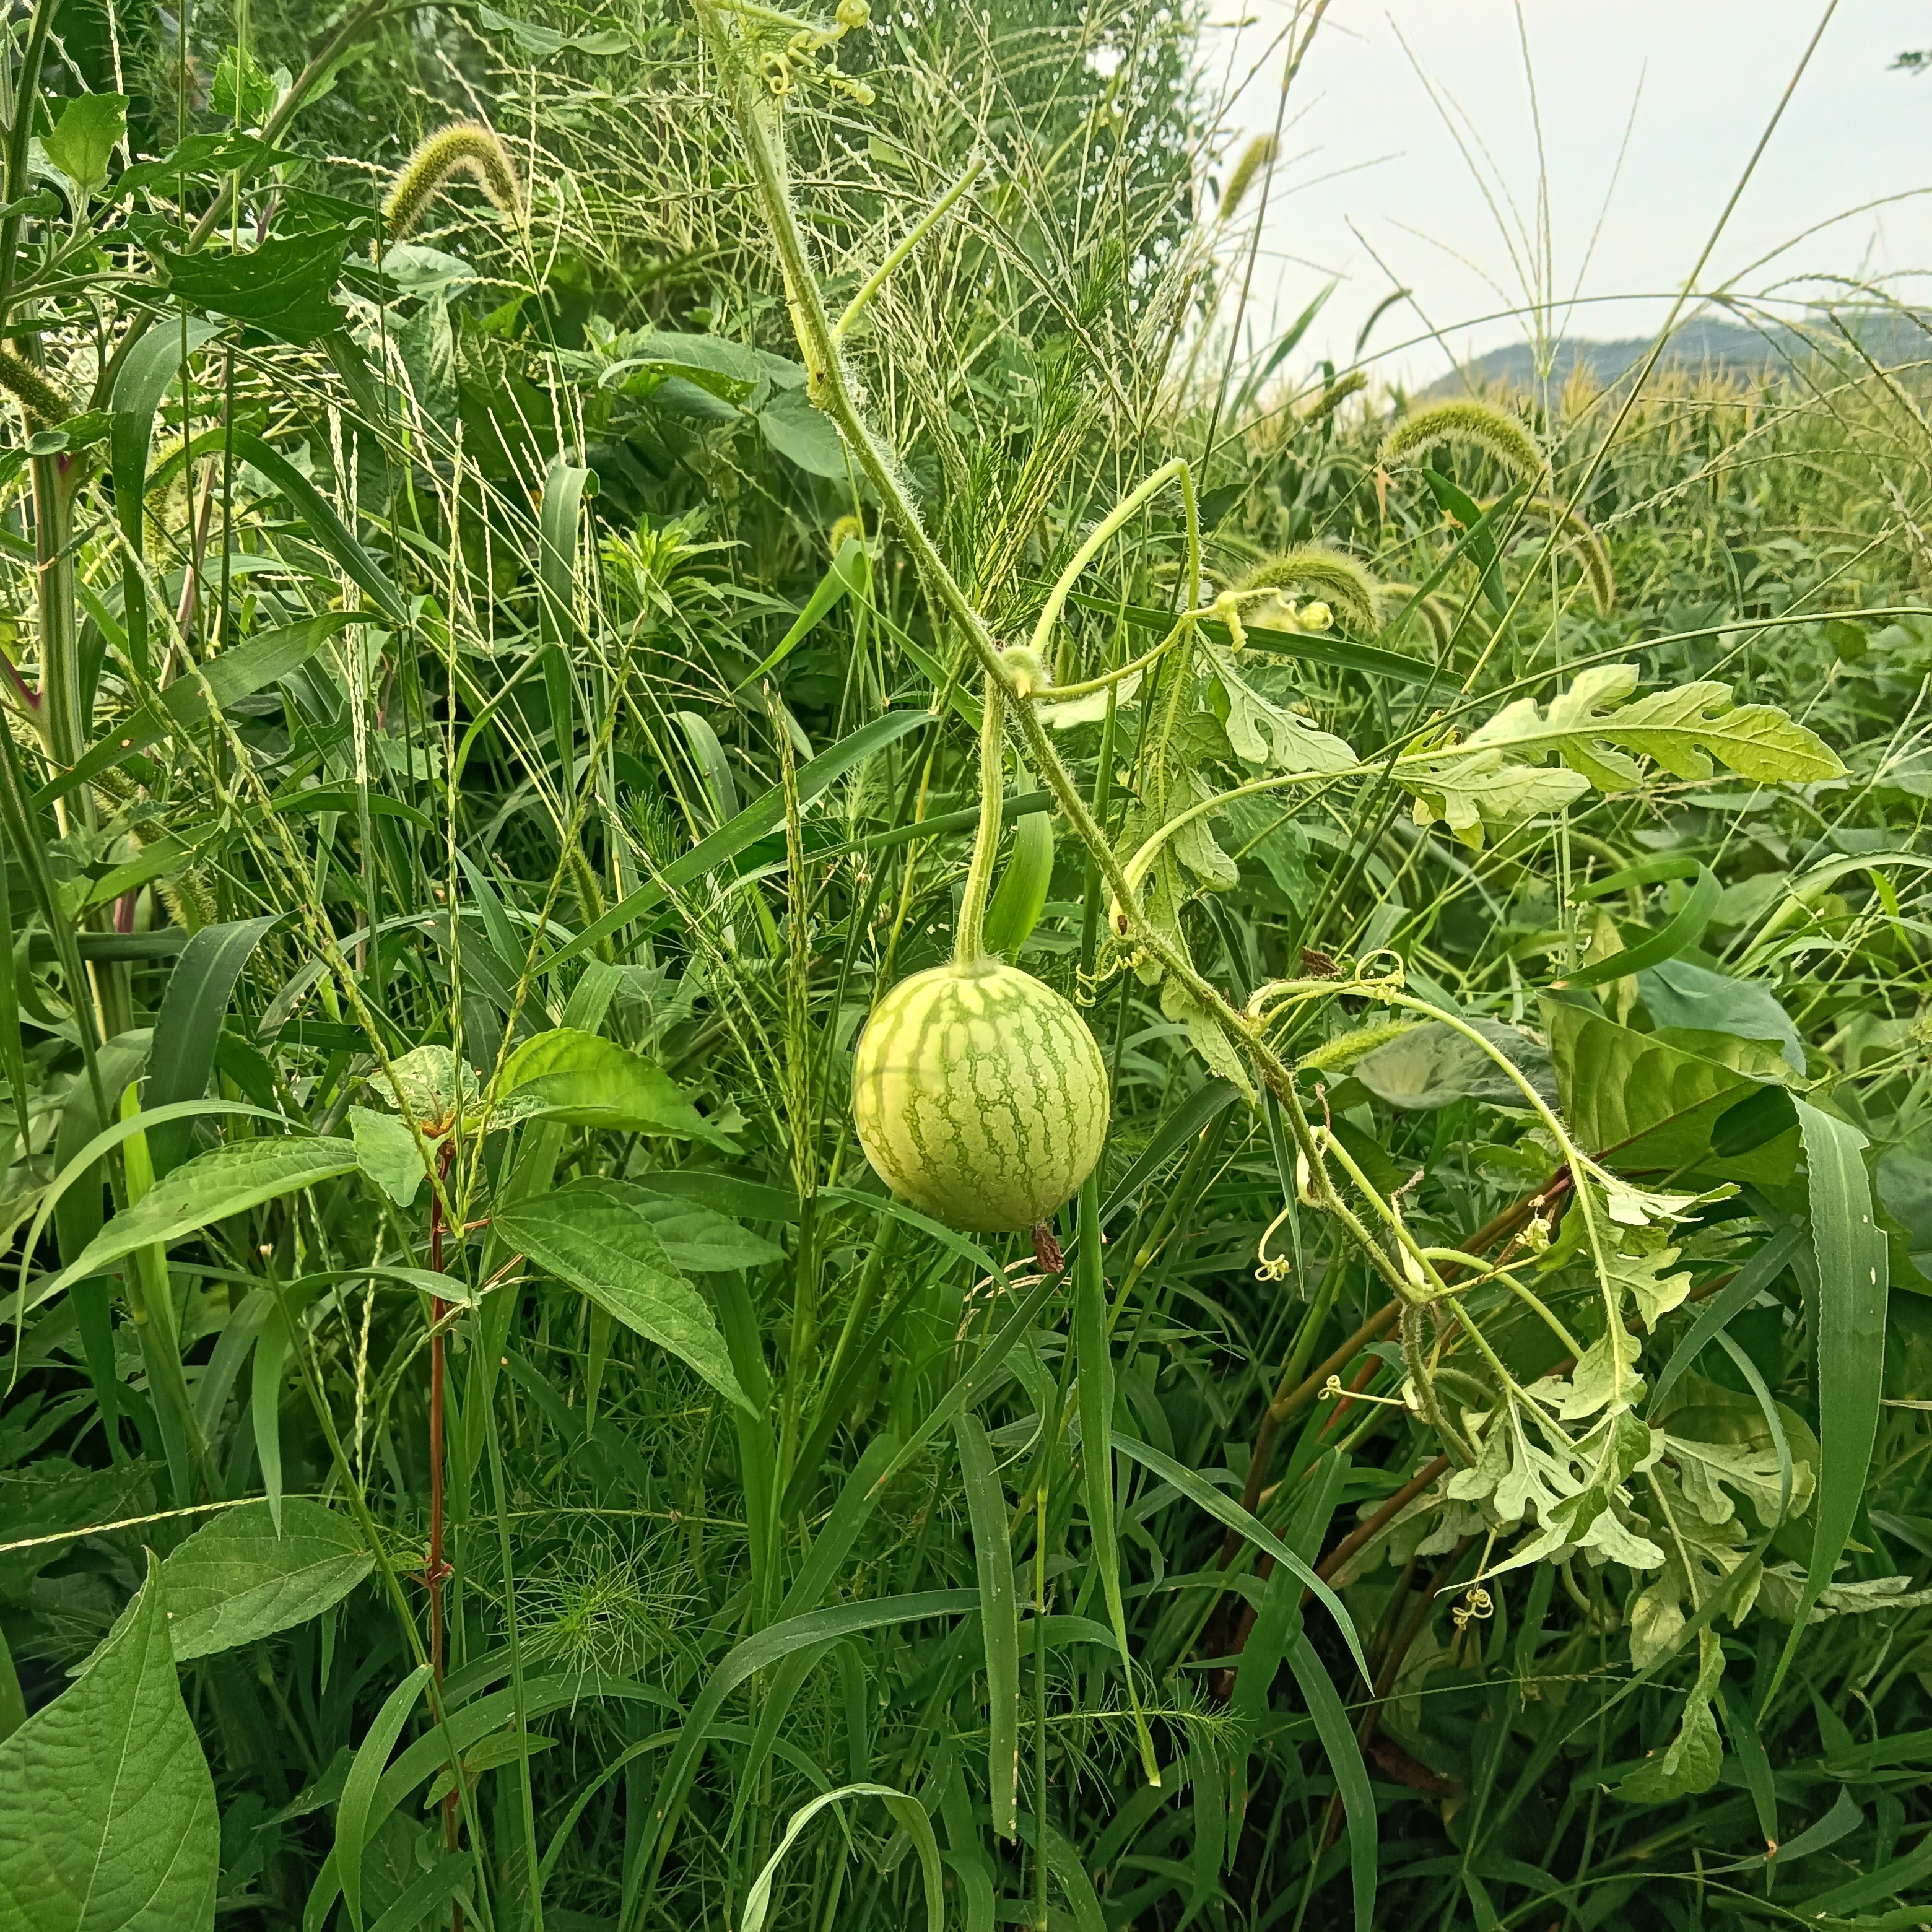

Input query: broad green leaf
[1757,1564,1932,1624]
[1626,1467,1759,1670]
[212,45,279,126]
[1607,1227,1692,1330]
[158,1500,373,1661]
[1664,1431,1813,1531]
[1403,755,1588,847]
[604,329,768,406]
[1401,663,1842,846]
[1616,1641,1724,1803]
[494,1027,713,1136]
[635,1198,783,1273]
[0,1554,218,1932]
[1636,957,1805,1072]
[379,243,478,299]
[382,1045,474,1128]
[159,229,349,345]
[758,384,849,476]
[1542,996,1792,1177]
[1556,1322,1645,1421]
[477,0,629,53]
[742,1785,942,1932]
[113,133,289,199]
[42,1136,359,1302]
[44,93,128,193]
[491,1177,754,1412]
[954,1412,1019,1840]
[347,1107,427,1208]
[1201,638,1356,772]
[1352,1016,1557,1110]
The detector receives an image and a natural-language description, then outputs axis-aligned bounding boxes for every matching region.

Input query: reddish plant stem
[1219,1169,1573,1569]
[1317,1536,1477,1853]
[1214,1449,1456,1700]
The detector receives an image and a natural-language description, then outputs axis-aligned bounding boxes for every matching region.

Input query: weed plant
[2,4,1932,1931]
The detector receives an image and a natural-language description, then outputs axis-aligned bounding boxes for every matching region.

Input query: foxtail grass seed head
[0,350,71,427]
[1382,585,1456,653]
[1302,369,1367,425]
[381,120,522,240]
[1378,398,1544,481]
[1518,492,1617,614]
[829,512,866,554]
[1234,545,1383,637]
[1219,135,1278,222]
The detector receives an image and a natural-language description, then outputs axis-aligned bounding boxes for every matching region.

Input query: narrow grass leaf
[1112,1434,1368,1676]
[335,1664,432,1932]
[741,1783,943,1932]
[544,710,931,969]
[1289,1633,1377,1932]
[145,917,282,1176]
[1765,1100,1889,1700]
[1073,1173,1159,1784]
[955,1411,1020,1838]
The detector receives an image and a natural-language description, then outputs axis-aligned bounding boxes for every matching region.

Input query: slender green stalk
[833,155,983,342]
[953,673,1004,965]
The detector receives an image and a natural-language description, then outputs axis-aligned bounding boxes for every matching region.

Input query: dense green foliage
[4,4,1932,1931]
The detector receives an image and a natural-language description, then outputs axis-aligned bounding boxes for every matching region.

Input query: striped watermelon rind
[851,958,1109,1234]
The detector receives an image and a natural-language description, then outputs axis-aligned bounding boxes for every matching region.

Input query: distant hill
[1421,308,1932,396]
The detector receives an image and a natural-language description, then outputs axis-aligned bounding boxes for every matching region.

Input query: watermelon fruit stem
[954,670,1006,965]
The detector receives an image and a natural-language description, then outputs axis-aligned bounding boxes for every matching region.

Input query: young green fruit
[851,958,1108,1233]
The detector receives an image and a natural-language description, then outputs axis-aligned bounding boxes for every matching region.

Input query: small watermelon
[851,957,1108,1234]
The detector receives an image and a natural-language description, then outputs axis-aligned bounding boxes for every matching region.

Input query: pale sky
[1214,1,1932,386]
